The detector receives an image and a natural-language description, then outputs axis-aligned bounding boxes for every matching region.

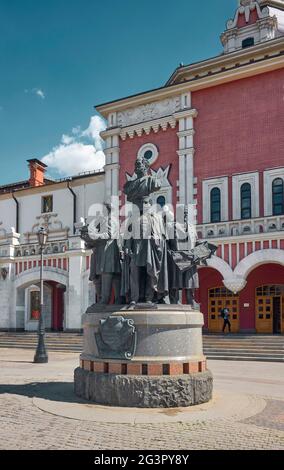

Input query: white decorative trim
[205,256,233,279]
[137,143,159,166]
[234,248,284,278]
[264,167,284,216]
[100,127,121,140]
[117,96,181,128]
[15,267,68,289]
[25,284,40,330]
[173,109,198,120]
[227,2,268,30]
[176,102,198,206]
[120,116,176,140]
[232,172,259,220]
[24,283,53,332]
[223,277,247,294]
[101,129,121,203]
[202,177,229,224]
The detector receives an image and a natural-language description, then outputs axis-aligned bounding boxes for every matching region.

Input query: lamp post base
[34,335,48,363]
[34,354,48,364]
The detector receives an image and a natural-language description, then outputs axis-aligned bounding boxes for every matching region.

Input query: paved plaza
[0,348,283,450]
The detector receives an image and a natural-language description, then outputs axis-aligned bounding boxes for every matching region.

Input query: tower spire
[221,0,284,54]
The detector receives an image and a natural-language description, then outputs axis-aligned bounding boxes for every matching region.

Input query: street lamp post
[34,227,48,364]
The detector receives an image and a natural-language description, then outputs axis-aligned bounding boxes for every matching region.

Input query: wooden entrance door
[52,284,65,331]
[256,296,273,334]
[208,287,239,333]
[256,285,284,334]
[273,297,281,334]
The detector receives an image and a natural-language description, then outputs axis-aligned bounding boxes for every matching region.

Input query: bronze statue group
[81,156,217,308]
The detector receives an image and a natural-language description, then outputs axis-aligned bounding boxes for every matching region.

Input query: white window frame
[264,168,284,216]
[232,172,259,220]
[137,143,159,166]
[202,177,228,224]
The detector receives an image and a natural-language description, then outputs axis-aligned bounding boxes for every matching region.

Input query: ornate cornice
[177,129,195,138]
[120,115,177,140]
[173,109,198,120]
[176,148,195,157]
[104,146,120,156]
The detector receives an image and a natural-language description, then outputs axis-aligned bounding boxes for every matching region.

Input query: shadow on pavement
[0,382,87,404]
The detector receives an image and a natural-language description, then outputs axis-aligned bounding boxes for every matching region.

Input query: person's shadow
[0,381,87,404]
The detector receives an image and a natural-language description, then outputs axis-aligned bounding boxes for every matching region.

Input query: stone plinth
[74,305,213,408]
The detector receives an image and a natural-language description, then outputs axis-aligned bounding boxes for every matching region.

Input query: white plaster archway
[205,256,233,279]
[234,249,284,279]
[15,267,68,290]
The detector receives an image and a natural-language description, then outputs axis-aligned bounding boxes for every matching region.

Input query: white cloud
[42,115,107,178]
[35,89,45,99]
[61,134,75,145]
[25,88,46,99]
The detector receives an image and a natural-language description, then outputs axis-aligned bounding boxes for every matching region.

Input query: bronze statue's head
[135,156,149,178]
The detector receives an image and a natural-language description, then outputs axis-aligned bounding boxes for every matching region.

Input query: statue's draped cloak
[124,175,161,206]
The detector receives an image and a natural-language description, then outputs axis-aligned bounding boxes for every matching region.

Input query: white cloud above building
[42,115,106,178]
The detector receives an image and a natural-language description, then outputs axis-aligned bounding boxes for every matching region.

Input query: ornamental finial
[239,0,256,6]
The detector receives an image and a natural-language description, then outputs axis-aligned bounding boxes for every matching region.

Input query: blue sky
[0,0,237,185]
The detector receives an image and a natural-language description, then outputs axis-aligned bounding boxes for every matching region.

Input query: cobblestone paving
[0,350,284,450]
[0,392,283,450]
[243,399,284,432]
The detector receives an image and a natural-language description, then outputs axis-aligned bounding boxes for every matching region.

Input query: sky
[0,0,238,185]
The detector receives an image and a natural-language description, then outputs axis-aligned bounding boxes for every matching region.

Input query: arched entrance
[15,269,68,332]
[208,287,239,333]
[237,262,284,334]
[255,285,284,334]
[20,281,66,332]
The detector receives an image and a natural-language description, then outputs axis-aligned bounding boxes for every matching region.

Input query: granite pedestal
[74,305,213,408]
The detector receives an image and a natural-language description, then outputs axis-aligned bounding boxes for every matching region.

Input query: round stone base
[74,367,213,408]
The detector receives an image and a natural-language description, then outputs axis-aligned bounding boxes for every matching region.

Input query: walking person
[221,307,231,333]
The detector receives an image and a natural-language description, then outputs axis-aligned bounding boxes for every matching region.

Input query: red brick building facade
[97,0,284,334]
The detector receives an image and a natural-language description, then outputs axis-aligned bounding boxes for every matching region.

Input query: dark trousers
[169,289,194,306]
[130,262,153,303]
[101,273,121,305]
[222,319,231,332]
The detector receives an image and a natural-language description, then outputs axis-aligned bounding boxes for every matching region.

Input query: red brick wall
[119,127,179,207]
[192,69,284,223]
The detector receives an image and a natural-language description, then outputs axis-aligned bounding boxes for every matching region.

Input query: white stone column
[101,121,121,205]
[175,108,198,206]
[65,236,85,331]
[0,230,20,330]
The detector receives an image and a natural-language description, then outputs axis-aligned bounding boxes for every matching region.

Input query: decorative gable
[221,0,284,54]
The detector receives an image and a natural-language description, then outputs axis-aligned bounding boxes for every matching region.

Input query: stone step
[204,354,284,363]
[0,333,283,362]
[204,348,284,356]
[0,343,82,352]
[204,348,284,354]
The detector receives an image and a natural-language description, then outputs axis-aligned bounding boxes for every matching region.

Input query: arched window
[272,178,284,215]
[157,195,166,208]
[242,37,254,49]
[210,188,221,223]
[241,183,251,220]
